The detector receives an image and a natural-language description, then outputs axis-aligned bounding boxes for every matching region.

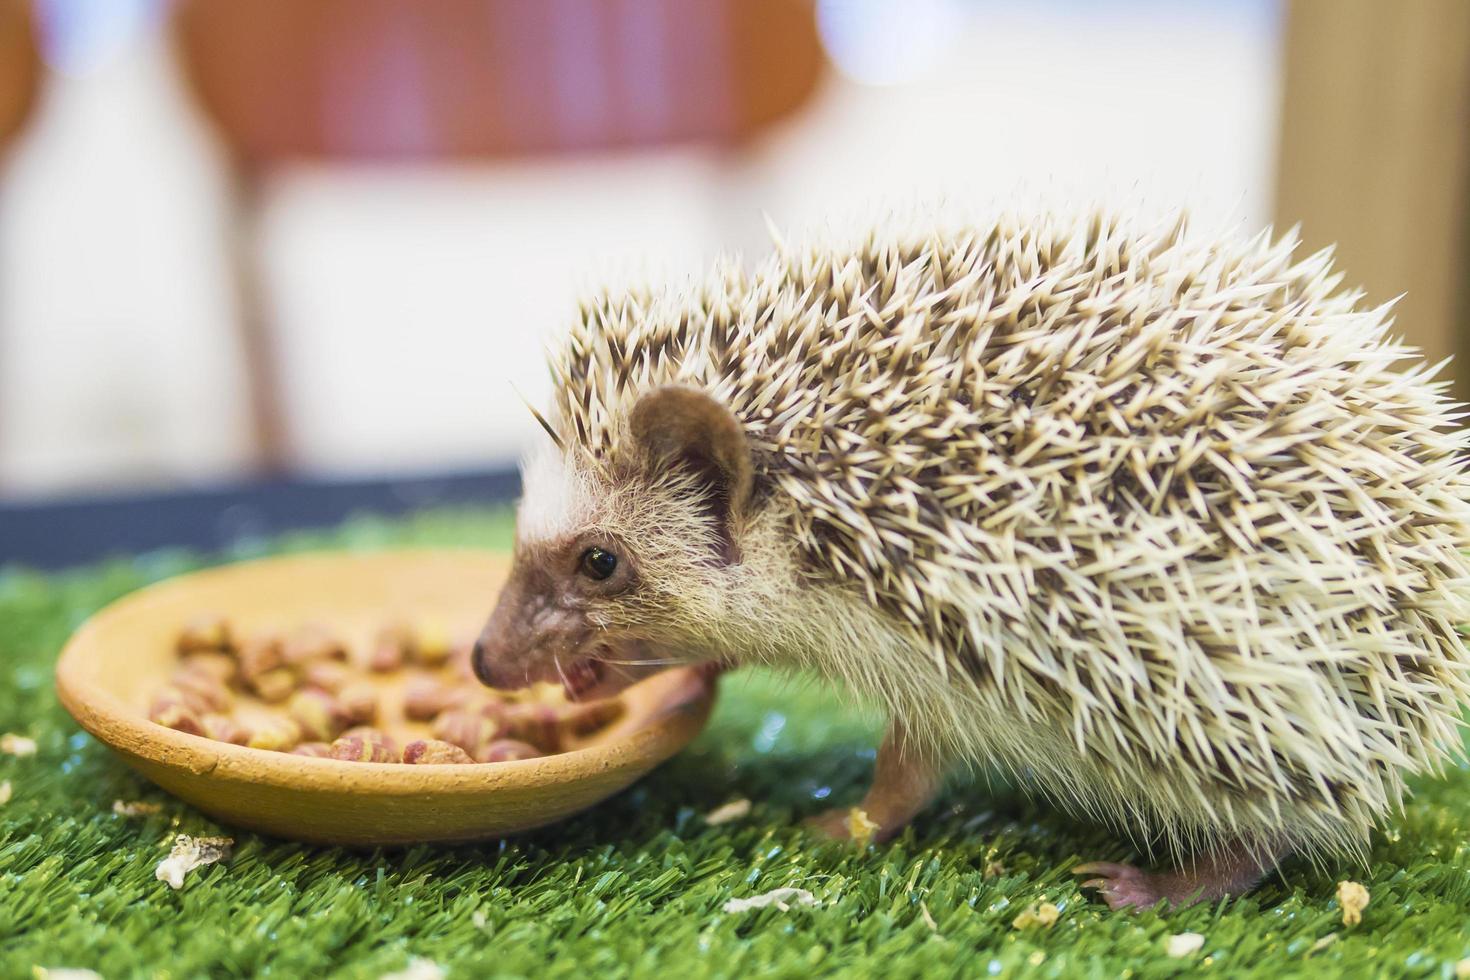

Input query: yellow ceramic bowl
[55,550,716,846]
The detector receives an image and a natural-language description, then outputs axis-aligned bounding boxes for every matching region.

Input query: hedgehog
[470,212,1470,910]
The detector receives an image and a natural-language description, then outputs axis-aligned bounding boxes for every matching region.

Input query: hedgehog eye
[579,547,619,581]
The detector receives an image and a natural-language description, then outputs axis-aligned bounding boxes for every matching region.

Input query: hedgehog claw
[1074,861,1169,911]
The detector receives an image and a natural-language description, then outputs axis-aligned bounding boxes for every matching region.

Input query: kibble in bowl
[55,551,717,845]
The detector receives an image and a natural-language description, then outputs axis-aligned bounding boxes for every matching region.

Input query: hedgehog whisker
[595,656,685,668]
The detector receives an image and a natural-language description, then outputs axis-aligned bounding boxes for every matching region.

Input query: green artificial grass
[2,508,1470,979]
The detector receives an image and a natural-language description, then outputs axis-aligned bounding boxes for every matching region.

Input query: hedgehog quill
[471,213,1470,910]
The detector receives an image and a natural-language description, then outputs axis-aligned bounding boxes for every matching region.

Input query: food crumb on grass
[379,958,445,980]
[1455,957,1470,979]
[722,888,819,913]
[31,968,103,979]
[1337,880,1369,926]
[1166,933,1205,958]
[112,800,163,818]
[703,798,752,825]
[846,807,880,844]
[2,732,37,757]
[155,835,233,890]
[0,780,10,805]
[1012,902,1060,930]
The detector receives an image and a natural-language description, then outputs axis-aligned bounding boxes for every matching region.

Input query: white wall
[0,0,1281,499]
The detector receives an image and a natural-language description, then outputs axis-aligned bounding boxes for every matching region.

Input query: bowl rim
[54,549,715,797]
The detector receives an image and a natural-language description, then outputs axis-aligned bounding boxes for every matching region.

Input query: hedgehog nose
[471,637,498,687]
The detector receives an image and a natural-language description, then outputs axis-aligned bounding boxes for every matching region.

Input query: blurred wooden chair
[0,0,38,155]
[1275,0,1470,399]
[172,0,827,471]
[0,0,40,483]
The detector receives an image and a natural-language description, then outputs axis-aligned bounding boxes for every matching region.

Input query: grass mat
[2,509,1469,979]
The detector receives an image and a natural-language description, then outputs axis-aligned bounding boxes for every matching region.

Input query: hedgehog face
[472,385,755,701]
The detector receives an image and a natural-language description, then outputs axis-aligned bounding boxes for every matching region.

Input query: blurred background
[1,0,1467,563]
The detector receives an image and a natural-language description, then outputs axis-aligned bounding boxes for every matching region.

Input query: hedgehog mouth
[560,656,607,700]
[560,643,676,702]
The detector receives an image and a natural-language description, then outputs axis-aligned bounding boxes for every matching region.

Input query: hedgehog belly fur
[549,212,1470,856]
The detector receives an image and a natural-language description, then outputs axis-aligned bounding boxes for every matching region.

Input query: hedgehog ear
[629,386,753,563]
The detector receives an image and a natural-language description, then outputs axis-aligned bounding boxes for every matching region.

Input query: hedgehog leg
[1074,840,1287,911]
[805,720,944,843]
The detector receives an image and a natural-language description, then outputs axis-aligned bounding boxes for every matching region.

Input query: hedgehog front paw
[1073,861,1171,911]
[803,808,852,839]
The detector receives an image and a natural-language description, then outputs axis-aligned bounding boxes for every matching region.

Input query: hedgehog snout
[473,574,595,690]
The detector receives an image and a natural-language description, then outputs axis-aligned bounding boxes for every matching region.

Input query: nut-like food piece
[329,728,399,763]
[200,713,249,745]
[501,704,561,753]
[291,742,331,758]
[249,667,297,703]
[176,614,233,653]
[337,682,379,726]
[403,739,475,764]
[431,710,499,755]
[149,697,204,736]
[527,682,567,706]
[410,622,452,667]
[282,624,347,666]
[287,688,350,742]
[151,683,211,717]
[478,739,543,763]
[302,659,351,693]
[403,677,468,721]
[367,625,411,672]
[245,715,302,751]
[237,633,285,678]
[179,651,238,686]
[171,668,234,713]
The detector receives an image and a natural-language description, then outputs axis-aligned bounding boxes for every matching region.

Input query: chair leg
[225,168,290,473]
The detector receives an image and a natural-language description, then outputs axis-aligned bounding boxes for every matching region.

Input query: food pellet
[302,659,351,692]
[237,634,284,678]
[176,615,232,654]
[501,704,561,753]
[410,623,453,667]
[200,713,249,745]
[287,688,349,742]
[330,728,399,763]
[249,667,297,704]
[245,716,302,752]
[149,697,204,737]
[431,710,499,756]
[368,626,411,673]
[404,677,466,721]
[180,651,237,684]
[336,682,379,726]
[171,669,233,713]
